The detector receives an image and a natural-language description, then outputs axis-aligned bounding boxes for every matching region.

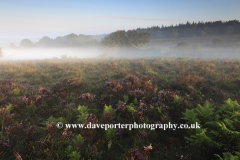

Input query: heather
[0,57,240,160]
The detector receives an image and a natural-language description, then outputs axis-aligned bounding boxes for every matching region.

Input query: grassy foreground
[1,57,240,160]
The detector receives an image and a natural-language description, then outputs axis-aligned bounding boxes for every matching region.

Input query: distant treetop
[100,30,151,49]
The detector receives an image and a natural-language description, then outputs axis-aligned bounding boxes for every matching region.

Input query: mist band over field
[1,45,240,61]
[0,48,102,61]
[1,19,240,61]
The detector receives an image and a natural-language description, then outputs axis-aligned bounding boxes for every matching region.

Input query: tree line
[100,30,151,49]
[10,19,240,49]
[13,31,151,49]
[14,33,104,48]
[136,20,240,38]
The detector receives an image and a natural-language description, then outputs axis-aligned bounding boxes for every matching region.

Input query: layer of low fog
[1,45,240,61]
[1,36,240,61]
[1,20,240,61]
[0,48,101,61]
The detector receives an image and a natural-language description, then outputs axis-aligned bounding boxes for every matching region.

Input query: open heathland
[1,57,240,160]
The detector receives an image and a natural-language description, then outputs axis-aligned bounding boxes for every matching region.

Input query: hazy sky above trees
[1,0,240,38]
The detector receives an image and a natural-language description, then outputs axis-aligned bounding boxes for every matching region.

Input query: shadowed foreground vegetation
[1,58,240,160]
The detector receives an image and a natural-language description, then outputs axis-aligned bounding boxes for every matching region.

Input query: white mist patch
[0,48,101,61]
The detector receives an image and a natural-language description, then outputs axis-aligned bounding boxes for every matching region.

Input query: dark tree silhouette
[136,20,240,38]
[100,30,128,48]
[37,36,53,47]
[126,30,151,48]
[101,30,151,49]
[20,39,33,47]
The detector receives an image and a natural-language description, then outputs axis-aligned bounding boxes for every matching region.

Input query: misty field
[1,57,240,160]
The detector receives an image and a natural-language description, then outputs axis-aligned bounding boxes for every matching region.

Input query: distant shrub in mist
[177,42,191,48]
[212,37,224,45]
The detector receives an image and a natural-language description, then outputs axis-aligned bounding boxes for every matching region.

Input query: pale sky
[0,0,240,38]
